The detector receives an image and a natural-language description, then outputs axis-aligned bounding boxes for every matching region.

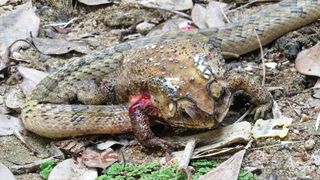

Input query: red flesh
[128,92,155,114]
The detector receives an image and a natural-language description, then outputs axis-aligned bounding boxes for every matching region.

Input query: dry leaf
[18,66,48,96]
[199,150,245,180]
[78,0,114,5]
[32,37,90,55]
[53,139,86,154]
[191,4,207,28]
[147,18,193,37]
[96,139,128,150]
[0,1,40,54]
[82,148,118,169]
[0,114,24,136]
[0,162,15,180]
[167,122,251,161]
[126,0,193,11]
[191,2,227,29]
[0,0,9,6]
[48,159,97,180]
[295,43,320,77]
[205,1,227,28]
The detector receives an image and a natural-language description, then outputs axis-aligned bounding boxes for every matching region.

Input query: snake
[21,0,320,138]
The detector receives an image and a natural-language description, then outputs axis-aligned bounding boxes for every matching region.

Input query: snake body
[21,0,320,138]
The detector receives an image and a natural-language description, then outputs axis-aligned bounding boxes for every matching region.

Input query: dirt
[1,1,320,179]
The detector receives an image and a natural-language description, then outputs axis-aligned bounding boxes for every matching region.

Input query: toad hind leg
[226,74,273,119]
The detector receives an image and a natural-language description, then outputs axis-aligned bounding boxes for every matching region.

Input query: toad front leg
[128,92,174,149]
[226,74,273,119]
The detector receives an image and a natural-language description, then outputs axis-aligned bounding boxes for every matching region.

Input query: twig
[254,28,266,87]
[272,100,282,119]
[316,113,320,131]
[227,0,279,14]
[245,140,253,150]
[219,5,231,24]
[139,4,191,20]
[234,106,253,123]
[14,130,39,155]
[284,100,300,117]
[43,18,78,28]
[178,138,196,172]
[250,141,304,151]
[10,157,59,174]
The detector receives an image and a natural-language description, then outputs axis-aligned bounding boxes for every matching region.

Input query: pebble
[314,152,320,166]
[293,129,299,135]
[265,62,277,69]
[12,52,24,61]
[136,21,155,35]
[304,139,315,151]
[300,114,310,123]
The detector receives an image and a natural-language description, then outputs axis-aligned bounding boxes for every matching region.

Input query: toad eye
[181,110,190,119]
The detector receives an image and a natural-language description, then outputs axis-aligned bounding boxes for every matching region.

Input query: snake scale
[21,0,320,139]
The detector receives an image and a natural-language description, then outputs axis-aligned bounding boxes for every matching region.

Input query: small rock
[12,52,24,61]
[300,114,310,123]
[313,152,320,166]
[293,129,300,135]
[265,62,277,69]
[304,139,315,151]
[136,21,155,35]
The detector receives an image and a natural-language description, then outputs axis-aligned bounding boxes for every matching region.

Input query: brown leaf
[82,148,118,169]
[53,139,86,155]
[32,37,90,55]
[199,150,245,180]
[0,2,40,54]
[295,42,320,77]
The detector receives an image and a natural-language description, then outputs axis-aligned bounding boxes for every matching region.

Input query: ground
[0,0,319,179]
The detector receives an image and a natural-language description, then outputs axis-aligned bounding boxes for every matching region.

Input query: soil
[1,0,320,179]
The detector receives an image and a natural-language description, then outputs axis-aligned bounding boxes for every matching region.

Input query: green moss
[97,163,186,180]
[38,158,256,180]
[238,169,255,180]
[39,160,56,180]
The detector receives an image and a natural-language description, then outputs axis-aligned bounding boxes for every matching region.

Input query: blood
[180,25,196,30]
[128,92,154,113]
